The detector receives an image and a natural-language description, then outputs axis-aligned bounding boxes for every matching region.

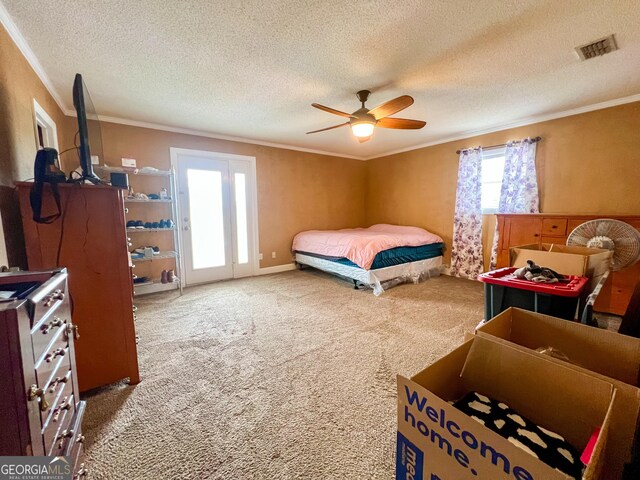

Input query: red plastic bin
[479,267,589,320]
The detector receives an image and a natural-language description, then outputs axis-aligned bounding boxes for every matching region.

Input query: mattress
[295,252,443,296]
[292,224,444,270]
[297,242,444,269]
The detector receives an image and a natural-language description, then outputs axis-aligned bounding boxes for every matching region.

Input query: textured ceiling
[3,0,640,158]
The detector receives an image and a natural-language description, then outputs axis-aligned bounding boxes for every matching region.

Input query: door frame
[169,147,260,285]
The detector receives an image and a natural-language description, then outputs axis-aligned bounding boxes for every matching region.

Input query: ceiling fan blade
[368,95,414,120]
[376,117,426,129]
[311,103,353,118]
[306,122,349,134]
[357,136,371,143]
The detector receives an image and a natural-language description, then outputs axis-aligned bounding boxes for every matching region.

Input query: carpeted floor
[82,270,484,479]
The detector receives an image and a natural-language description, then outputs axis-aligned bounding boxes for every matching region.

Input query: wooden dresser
[0,269,87,477]
[496,214,640,315]
[17,182,139,392]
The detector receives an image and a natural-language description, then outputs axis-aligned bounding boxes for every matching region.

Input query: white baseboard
[258,263,296,275]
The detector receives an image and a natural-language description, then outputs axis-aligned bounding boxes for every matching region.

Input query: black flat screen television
[72,73,103,183]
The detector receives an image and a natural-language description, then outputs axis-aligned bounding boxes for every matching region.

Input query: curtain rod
[456,136,542,155]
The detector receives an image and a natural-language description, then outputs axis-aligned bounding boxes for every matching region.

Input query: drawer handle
[533,233,539,237]
[52,396,71,422]
[27,384,50,411]
[49,375,69,393]
[41,317,64,334]
[75,464,89,478]
[65,323,80,341]
[45,348,66,363]
[57,428,74,449]
[44,289,65,307]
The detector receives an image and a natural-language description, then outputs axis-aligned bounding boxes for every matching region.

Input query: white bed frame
[294,252,443,296]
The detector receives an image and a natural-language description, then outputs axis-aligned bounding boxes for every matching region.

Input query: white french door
[171,148,258,285]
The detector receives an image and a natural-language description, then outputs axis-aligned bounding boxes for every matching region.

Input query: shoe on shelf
[134,220,145,229]
[159,219,168,228]
[134,247,146,254]
[151,221,160,229]
[130,251,144,259]
[165,219,175,229]
[148,193,160,200]
[161,270,168,284]
[134,193,149,200]
[167,270,176,283]
[147,246,160,255]
[144,222,153,229]
[126,220,137,229]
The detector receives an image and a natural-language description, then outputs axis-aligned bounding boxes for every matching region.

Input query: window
[32,99,59,151]
[481,146,506,213]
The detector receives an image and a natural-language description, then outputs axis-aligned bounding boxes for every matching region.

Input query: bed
[292,224,445,295]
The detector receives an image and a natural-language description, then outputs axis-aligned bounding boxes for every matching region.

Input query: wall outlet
[259,253,263,260]
[121,157,137,167]
[271,252,276,259]
[90,155,100,165]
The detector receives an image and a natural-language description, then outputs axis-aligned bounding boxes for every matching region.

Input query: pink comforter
[292,224,443,270]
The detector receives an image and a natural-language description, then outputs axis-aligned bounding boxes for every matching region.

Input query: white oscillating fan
[566,219,640,271]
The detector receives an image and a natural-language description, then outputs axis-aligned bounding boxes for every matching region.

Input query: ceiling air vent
[575,34,618,60]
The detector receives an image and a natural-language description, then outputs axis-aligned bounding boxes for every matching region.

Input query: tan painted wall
[0,24,72,267]
[65,122,366,269]
[366,102,640,268]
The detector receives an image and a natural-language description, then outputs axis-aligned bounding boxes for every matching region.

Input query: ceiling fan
[307,90,426,143]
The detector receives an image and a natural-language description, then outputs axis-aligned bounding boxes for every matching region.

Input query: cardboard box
[397,336,616,480]
[476,308,640,385]
[510,244,613,312]
[509,244,612,278]
[476,307,640,479]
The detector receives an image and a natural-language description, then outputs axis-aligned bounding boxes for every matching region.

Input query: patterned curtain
[489,139,540,270]
[451,148,484,279]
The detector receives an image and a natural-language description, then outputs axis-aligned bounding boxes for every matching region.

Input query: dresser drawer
[41,369,74,432]
[49,400,78,457]
[26,273,67,329]
[44,393,75,456]
[60,401,86,471]
[73,448,88,479]
[35,324,70,388]
[541,236,568,246]
[31,307,70,364]
[542,218,567,236]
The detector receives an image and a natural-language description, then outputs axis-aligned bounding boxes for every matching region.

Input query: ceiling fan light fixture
[351,121,375,138]
[309,90,424,142]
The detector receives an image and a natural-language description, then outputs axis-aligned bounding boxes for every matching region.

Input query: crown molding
[68,112,365,160]
[364,93,640,160]
[0,1,68,113]
[74,93,640,162]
